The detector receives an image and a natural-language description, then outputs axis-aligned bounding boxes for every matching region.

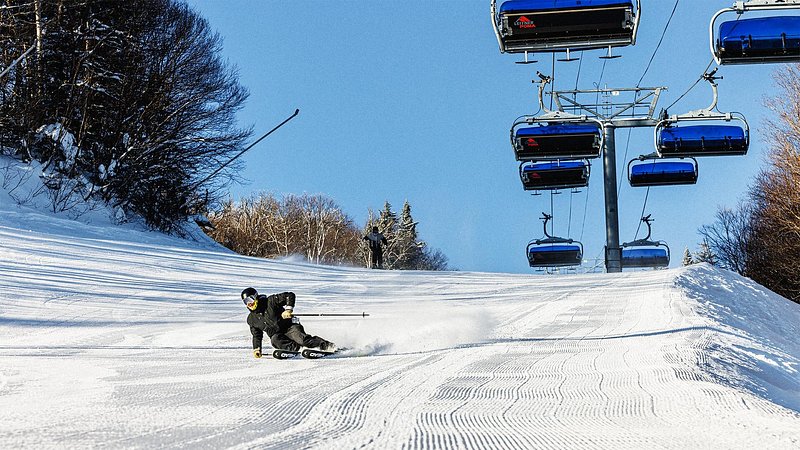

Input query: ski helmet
[241,287,258,310]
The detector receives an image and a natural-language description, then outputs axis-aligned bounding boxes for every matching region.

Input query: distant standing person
[241,288,336,358]
[363,226,388,269]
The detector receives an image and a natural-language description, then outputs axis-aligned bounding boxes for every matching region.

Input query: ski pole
[293,312,370,317]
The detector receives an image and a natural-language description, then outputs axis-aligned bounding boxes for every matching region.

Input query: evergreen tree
[359,209,379,268]
[394,200,425,269]
[377,201,398,268]
[682,248,693,266]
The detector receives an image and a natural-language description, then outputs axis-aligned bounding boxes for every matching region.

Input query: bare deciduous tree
[207,193,361,266]
[698,202,754,275]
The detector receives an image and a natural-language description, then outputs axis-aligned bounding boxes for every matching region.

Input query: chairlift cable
[568,186,574,236]
[664,59,715,111]
[579,51,610,243]
[617,128,634,197]
[624,0,679,228]
[574,51,584,91]
[637,0,681,87]
[624,0,679,182]
[579,182,591,242]
[634,186,651,240]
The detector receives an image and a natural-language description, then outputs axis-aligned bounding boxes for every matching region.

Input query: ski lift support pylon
[516,73,667,273]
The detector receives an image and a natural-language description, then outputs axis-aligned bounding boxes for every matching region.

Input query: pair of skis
[272,348,336,360]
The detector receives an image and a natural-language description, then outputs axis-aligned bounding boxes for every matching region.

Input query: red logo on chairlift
[526,138,539,148]
[515,16,537,29]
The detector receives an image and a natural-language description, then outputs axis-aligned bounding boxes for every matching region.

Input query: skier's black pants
[271,324,330,351]
[370,248,383,269]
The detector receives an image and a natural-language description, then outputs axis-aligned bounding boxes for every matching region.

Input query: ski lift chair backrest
[628,160,698,187]
[520,160,590,190]
[514,123,602,160]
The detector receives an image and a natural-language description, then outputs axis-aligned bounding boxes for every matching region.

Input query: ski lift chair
[655,69,750,157]
[512,122,602,161]
[492,0,640,56]
[527,213,583,268]
[520,160,591,191]
[656,123,748,157]
[621,215,670,269]
[627,154,698,187]
[711,1,800,64]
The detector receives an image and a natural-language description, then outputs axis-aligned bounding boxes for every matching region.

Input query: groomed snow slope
[1,204,799,448]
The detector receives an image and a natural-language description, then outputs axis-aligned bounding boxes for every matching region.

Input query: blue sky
[185,1,782,274]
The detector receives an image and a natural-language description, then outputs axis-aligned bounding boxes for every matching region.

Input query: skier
[363,226,388,269]
[242,287,336,358]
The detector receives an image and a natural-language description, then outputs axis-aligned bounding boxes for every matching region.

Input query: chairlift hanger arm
[640,215,654,241]
[664,72,738,121]
[535,72,553,113]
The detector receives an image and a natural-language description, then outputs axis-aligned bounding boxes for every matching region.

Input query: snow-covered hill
[0,165,799,448]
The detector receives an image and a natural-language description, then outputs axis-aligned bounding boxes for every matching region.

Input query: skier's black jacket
[247,292,296,349]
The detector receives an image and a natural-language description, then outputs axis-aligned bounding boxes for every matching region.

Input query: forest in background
[207,194,449,270]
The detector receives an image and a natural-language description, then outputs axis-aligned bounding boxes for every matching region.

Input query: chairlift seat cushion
[718,16,800,62]
[629,161,697,187]
[521,161,590,190]
[622,248,669,268]
[658,125,747,157]
[498,0,635,51]
[515,124,601,160]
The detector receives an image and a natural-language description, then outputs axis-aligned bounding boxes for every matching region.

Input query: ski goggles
[243,295,257,308]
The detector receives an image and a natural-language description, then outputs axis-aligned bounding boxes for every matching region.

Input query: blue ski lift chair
[520,160,590,191]
[527,241,583,268]
[657,124,748,157]
[513,123,602,161]
[621,215,670,269]
[716,16,800,64]
[526,212,583,268]
[628,158,698,187]
[621,247,670,268]
[494,0,638,53]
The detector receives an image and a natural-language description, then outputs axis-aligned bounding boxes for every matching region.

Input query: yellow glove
[253,348,262,358]
[281,309,293,319]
